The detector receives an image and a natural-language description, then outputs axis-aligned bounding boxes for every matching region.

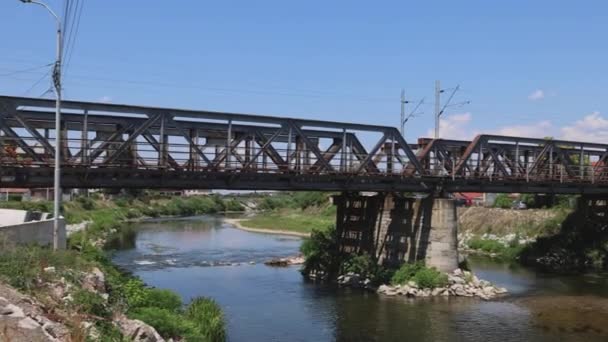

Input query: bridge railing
[4,134,608,185]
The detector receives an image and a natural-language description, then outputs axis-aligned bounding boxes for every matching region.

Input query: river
[111,215,608,342]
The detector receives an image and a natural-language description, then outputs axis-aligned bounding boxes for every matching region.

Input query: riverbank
[224,218,311,237]
[0,194,238,341]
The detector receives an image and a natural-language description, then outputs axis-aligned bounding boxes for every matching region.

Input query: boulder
[83,267,106,293]
[116,315,165,342]
[384,289,398,296]
[377,285,391,294]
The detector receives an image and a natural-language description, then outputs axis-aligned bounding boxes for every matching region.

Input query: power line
[22,67,52,97]
[63,0,84,79]
[0,63,53,77]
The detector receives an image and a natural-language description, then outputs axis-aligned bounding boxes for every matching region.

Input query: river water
[111,215,608,342]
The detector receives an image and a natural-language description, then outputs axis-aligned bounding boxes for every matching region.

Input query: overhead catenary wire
[62,0,84,79]
[0,63,53,77]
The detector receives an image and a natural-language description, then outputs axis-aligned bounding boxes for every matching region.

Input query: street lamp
[19,0,63,250]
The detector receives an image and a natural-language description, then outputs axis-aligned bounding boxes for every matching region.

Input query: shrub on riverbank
[300,225,341,279]
[391,262,448,289]
[129,296,225,341]
[467,237,525,260]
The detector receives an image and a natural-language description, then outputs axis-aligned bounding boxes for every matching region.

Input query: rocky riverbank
[0,267,163,342]
[338,268,507,300]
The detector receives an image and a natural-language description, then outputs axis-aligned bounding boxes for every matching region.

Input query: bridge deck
[2,95,608,193]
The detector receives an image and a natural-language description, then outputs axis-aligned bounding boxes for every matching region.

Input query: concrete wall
[0,208,65,249]
[0,209,29,226]
[0,218,66,249]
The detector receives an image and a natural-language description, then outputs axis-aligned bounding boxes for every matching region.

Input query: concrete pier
[334,193,458,272]
[425,198,459,272]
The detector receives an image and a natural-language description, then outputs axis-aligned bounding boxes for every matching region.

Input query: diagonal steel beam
[390,128,424,175]
[287,121,334,172]
[310,138,342,170]
[11,111,55,158]
[88,123,135,161]
[142,132,183,171]
[350,136,380,174]
[552,144,576,177]
[166,116,212,166]
[453,135,485,176]
[487,147,509,177]
[69,135,101,163]
[355,132,388,174]
[242,126,285,170]
[104,114,161,165]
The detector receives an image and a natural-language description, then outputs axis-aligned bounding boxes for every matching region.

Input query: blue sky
[1,0,608,143]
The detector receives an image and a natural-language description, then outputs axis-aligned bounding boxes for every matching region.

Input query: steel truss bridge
[1,95,608,194]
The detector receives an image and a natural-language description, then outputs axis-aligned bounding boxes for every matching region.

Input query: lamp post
[19,0,63,250]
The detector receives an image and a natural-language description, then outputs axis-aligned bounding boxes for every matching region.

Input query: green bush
[130,307,193,339]
[184,297,226,342]
[258,196,287,211]
[391,262,425,285]
[142,288,183,312]
[291,192,328,210]
[72,289,110,318]
[223,199,244,212]
[343,253,376,278]
[468,237,525,259]
[412,267,448,289]
[300,225,341,279]
[468,238,505,253]
[76,196,96,210]
[390,262,447,289]
[129,297,225,341]
[494,194,512,208]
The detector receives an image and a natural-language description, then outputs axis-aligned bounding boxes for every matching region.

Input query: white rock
[83,267,106,293]
[18,317,40,330]
[377,285,391,294]
[453,269,463,276]
[407,281,418,288]
[116,315,165,342]
[1,303,25,318]
[43,266,56,273]
[495,287,508,294]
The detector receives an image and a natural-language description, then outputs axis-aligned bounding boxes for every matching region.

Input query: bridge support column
[426,198,459,273]
[334,193,458,273]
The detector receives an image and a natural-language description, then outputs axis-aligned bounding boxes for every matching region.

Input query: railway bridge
[1,95,606,270]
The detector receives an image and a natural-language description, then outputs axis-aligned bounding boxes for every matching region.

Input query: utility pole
[19,0,63,250]
[434,80,469,139]
[400,89,406,136]
[434,80,441,139]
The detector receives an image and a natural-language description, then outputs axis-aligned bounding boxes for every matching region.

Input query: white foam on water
[134,260,156,265]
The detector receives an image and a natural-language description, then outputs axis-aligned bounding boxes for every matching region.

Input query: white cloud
[98,96,112,103]
[423,111,608,143]
[492,120,553,138]
[427,112,473,140]
[528,89,545,101]
[560,111,608,143]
